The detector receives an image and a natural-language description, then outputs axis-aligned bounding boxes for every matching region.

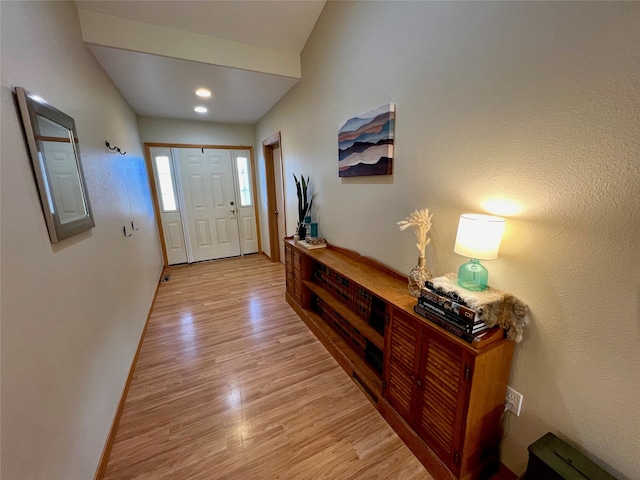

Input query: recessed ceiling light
[194,106,208,113]
[195,88,212,98]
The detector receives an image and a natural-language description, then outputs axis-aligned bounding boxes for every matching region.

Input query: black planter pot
[298,223,307,240]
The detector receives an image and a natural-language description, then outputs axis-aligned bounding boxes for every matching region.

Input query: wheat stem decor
[397,208,433,258]
[398,208,434,296]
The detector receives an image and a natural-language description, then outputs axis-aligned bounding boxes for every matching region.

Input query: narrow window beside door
[236,156,252,207]
[155,155,178,212]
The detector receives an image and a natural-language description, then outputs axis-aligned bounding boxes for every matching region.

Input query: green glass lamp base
[457,258,488,291]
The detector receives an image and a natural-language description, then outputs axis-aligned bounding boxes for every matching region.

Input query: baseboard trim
[93,271,163,480]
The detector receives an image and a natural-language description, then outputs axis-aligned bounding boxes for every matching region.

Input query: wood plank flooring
[103,254,432,480]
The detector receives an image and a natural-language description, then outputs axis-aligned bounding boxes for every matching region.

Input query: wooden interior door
[263,132,286,263]
[273,144,285,263]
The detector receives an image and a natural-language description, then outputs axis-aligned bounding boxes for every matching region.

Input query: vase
[298,223,307,240]
[408,257,433,297]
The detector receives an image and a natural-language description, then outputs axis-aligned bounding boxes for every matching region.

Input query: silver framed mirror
[15,87,94,242]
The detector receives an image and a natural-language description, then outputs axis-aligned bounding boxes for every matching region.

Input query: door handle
[230,208,237,215]
[274,210,279,215]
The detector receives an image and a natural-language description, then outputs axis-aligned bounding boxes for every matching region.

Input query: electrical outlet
[505,386,523,416]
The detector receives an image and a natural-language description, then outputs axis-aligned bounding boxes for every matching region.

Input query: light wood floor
[103,254,432,480]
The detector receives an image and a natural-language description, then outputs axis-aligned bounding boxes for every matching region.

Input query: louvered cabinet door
[415,333,472,475]
[292,248,302,302]
[383,309,422,424]
[285,242,295,297]
[284,242,302,303]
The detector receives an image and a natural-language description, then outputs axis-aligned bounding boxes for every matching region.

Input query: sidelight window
[236,156,252,207]
[154,155,178,212]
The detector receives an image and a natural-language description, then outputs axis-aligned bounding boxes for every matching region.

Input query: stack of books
[413,280,492,342]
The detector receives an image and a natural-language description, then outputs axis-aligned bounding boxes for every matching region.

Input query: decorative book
[430,273,528,342]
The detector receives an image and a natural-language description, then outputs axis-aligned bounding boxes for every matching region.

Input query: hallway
[103,254,430,479]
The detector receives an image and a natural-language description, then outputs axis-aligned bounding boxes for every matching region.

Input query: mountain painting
[338,103,395,177]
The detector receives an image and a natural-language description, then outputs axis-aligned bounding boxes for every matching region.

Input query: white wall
[255,2,640,478]
[0,2,163,479]
[138,116,255,146]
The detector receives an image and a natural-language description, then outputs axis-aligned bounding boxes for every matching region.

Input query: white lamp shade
[454,214,505,260]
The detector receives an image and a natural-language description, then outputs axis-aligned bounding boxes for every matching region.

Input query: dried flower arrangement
[397,208,433,259]
[398,208,434,296]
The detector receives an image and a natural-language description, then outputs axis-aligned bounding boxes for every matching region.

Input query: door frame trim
[144,143,261,268]
[262,132,286,263]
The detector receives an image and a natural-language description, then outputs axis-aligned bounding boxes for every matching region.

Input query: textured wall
[0,2,163,478]
[138,116,255,146]
[254,2,640,478]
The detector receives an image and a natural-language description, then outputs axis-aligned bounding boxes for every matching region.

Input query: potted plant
[293,174,312,240]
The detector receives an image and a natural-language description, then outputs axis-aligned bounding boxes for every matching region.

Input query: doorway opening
[262,132,286,264]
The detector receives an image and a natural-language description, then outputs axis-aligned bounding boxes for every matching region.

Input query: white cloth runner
[431,273,528,342]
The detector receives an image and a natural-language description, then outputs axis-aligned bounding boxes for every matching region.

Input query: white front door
[178,148,241,262]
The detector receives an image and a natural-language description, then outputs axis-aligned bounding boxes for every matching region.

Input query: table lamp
[454,214,506,291]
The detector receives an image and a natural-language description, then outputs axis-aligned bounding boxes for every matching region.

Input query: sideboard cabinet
[284,239,515,480]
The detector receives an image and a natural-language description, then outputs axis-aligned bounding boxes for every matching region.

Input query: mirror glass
[15,87,94,242]
[36,114,89,224]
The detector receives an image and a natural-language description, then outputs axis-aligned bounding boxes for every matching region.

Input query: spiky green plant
[293,173,312,226]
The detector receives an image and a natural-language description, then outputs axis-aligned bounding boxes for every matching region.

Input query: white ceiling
[86,45,300,124]
[76,1,325,124]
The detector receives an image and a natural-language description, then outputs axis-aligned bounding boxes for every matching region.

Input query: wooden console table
[284,239,515,480]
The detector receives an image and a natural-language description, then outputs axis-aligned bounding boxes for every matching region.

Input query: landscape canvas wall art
[338,103,395,177]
